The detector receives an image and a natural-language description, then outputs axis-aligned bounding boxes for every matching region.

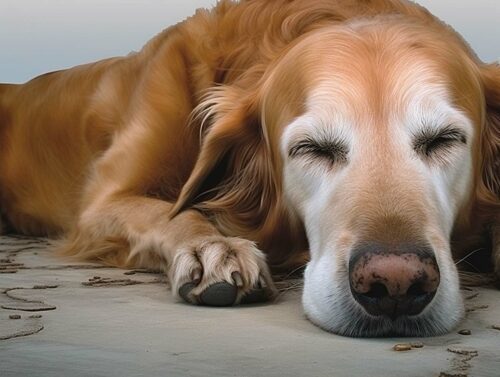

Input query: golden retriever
[0,0,498,337]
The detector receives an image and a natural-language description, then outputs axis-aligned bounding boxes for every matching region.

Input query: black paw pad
[179,282,198,304]
[179,282,238,306]
[179,282,272,306]
[240,288,270,304]
[199,282,238,306]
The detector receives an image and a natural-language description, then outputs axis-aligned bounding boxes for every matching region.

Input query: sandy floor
[1,235,499,377]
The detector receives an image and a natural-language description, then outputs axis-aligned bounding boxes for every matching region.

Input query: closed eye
[413,125,467,159]
[289,137,349,165]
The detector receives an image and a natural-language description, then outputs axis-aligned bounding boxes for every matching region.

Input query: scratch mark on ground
[0,323,44,341]
[1,285,58,311]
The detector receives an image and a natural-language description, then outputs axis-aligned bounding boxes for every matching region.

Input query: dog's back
[0,58,141,235]
[0,83,16,233]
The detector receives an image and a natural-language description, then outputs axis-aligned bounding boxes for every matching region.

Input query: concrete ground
[1,235,499,377]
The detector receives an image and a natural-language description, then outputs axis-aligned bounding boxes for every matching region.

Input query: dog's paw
[169,236,277,306]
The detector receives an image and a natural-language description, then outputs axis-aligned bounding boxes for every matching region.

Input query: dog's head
[174,16,499,336]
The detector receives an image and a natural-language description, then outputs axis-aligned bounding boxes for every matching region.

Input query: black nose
[349,244,440,320]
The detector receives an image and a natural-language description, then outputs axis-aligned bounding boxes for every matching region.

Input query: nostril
[407,281,427,297]
[364,282,389,299]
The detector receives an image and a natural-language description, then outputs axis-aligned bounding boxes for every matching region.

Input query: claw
[240,275,276,304]
[258,275,266,289]
[259,274,278,299]
[232,271,244,288]
[191,268,202,284]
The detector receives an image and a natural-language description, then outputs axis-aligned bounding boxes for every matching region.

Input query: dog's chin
[304,301,463,337]
[302,260,465,337]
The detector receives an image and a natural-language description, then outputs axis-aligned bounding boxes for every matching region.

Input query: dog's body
[0,0,498,336]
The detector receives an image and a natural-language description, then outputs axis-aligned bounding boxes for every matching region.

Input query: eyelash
[413,126,467,158]
[288,127,465,166]
[289,138,348,165]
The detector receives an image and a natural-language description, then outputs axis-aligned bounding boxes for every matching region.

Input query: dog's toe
[179,282,198,304]
[178,281,272,306]
[199,282,238,306]
[240,288,270,304]
[179,281,238,306]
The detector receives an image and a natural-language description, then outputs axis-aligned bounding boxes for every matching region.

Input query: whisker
[455,248,484,266]
[281,263,307,279]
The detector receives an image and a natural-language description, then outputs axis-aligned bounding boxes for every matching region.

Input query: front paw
[169,236,277,306]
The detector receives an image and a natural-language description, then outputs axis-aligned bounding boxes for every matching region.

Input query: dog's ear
[479,63,500,275]
[170,96,279,230]
[170,87,306,262]
[476,63,500,216]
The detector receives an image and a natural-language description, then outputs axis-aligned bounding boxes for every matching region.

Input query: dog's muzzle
[349,243,440,320]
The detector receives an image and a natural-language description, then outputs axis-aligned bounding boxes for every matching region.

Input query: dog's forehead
[296,63,452,143]
[270,21,482,149]
[286,30,476,136]
[307,80,476,146]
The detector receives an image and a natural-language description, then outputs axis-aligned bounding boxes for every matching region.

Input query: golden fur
[0,0,498,328]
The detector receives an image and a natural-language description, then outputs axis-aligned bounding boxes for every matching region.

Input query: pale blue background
[0,0,498,83]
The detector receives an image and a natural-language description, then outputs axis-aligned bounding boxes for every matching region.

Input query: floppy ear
[170,106,255,215]
[170,86,307,264]
[478,63,500,275]
[479,63,500,206]
[170,93,280,235]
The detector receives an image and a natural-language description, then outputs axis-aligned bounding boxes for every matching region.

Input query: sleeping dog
[0,0,498,336]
